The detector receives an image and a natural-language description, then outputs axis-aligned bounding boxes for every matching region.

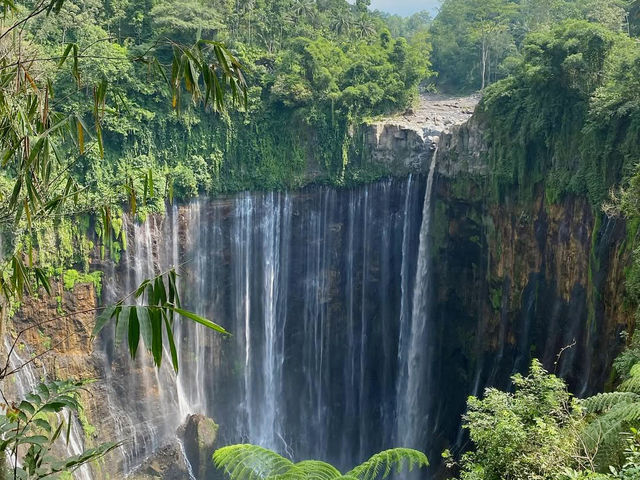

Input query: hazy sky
[368,0,440,16]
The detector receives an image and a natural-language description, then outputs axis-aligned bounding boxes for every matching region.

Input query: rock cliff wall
[4,94,635,479]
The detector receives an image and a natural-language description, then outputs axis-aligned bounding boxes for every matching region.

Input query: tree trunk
[481,36,487,90]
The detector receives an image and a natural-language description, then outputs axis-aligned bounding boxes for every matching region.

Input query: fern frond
[214,444,293,480]
[345,448,429,480]
[581,392,640,413]
[583,402,640,450]
[268,460,342,480]
[620,366,640,393]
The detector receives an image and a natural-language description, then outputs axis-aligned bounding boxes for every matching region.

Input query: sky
[368,0,440,16]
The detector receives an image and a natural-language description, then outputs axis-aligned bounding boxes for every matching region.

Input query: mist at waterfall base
[100,172,447,477]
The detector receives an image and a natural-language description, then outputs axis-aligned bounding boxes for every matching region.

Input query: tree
[330,12,353,36]
[150,0,224,43]
[430,0,517,91]
[354,14,375,39]
[467,0,517,89]
[213,444,429,480]
[355,0,370,14]
[450,360,589,480]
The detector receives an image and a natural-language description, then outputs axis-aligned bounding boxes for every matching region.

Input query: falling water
[99,177,433,474]
[2,339,94,480]
[395,146,438,448]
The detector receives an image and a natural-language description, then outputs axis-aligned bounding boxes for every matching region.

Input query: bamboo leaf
[115,306,130,348]
[172,307,229,335]
[136,306,153,350]
[128,307,140,359]
[92,305,116,337]
[163,313,179,373]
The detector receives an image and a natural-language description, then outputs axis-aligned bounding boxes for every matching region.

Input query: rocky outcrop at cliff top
[363,94,482,175]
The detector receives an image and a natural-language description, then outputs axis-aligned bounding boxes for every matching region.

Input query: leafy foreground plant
[448,360,588,480]
[582,362,640,466]
[0,380,118,480]
[213,444,428,480]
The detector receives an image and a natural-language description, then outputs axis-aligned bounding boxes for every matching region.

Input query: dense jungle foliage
[430,2,640,478]
[429,0,640,206]
[0,0,432,209]
[3,0,640,478]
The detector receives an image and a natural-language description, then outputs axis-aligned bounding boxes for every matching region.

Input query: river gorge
[7,96,632,479]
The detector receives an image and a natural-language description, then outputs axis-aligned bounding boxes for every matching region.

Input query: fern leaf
[214,444,293,480]
[620,367,640,393]
[346,448,429,480]
[581,392,640,413]
[270,460,342,480]
[583,402,640,450]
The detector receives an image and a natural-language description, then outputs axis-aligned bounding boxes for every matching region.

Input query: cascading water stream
[395,145,438,449]
[100,177,434,475]
[2,339,93,480]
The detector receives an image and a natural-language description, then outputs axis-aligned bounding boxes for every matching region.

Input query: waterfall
[99,177,435,474]
[395,146,438,448]
[2,339,94,480]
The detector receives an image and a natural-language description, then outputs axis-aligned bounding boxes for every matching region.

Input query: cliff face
[4,94,635,479]
[361,96,631,401]
[425,113,632,462]
[5,282,120,479]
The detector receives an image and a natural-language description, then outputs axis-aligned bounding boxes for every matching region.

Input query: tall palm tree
[213,444,429,480]
[292,0,316,20]
[330,13,353,36]
[354,14,376,39]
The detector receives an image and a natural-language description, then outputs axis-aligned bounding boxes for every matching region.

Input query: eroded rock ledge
[361,94,482,176]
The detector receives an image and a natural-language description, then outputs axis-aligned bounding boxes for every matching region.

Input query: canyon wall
[6,97,635,479]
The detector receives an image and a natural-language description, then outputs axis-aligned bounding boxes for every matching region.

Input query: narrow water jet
[395,146,439,449]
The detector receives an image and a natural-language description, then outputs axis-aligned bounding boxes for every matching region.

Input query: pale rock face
[180,414,219,479]
[437,114,489,177]
[361,94,482,176]
[365,122,432,174]
[127,443,191,480]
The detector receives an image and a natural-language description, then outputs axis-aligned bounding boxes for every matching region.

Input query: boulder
[180,414,219,480]
[127,443,191,480]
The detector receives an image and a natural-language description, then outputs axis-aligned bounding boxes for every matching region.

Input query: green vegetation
[430,0,629,92]
[429,0,640,207]
[446,359,640,479]
[0,1,238,475]
[3,0,432,207]
[479,20,639,206]
[61,269,102,295]
[0,379,118,480]
[214,444,428,480]
[2,0,640,478]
